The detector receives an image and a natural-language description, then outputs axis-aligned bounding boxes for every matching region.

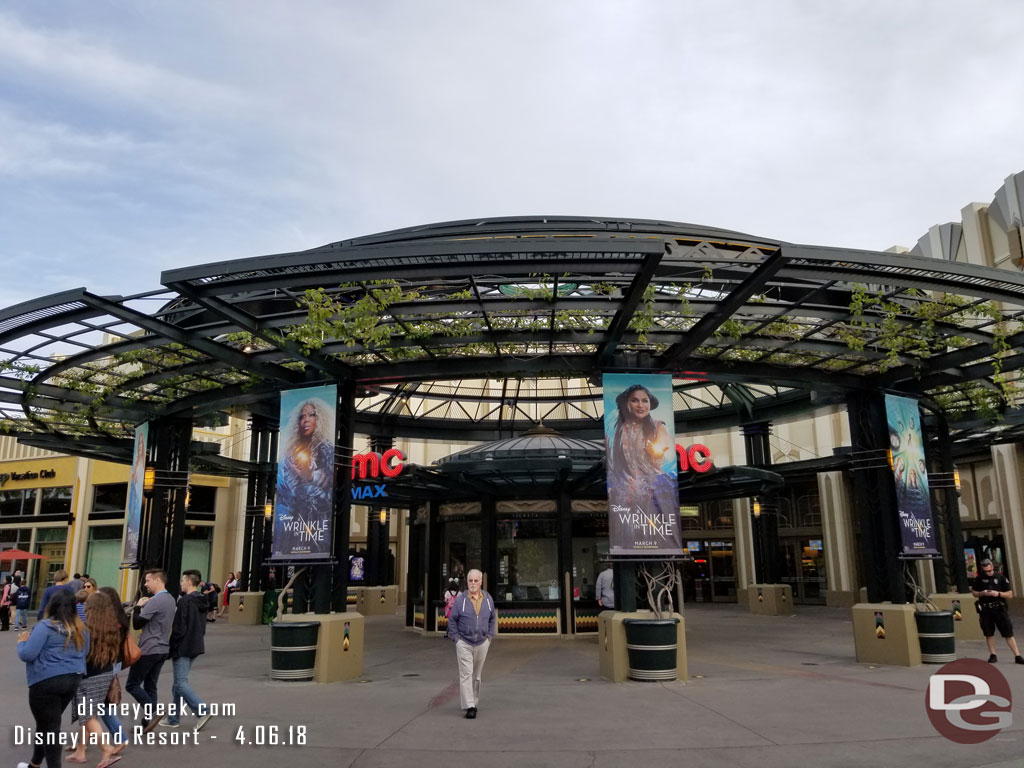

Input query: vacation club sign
[0,469,57,487]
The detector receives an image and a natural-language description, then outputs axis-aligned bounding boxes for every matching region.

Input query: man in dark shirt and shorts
[971,559,1024,664]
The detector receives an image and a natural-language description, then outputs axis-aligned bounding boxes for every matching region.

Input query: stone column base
[597,610,688,683]
[229,592,264,625]
[748,584,794,615]
[826,590,858,608]
[355,585,399,615]
[851,603,921,666]
[278,612,364,683]
[928,593,983,641]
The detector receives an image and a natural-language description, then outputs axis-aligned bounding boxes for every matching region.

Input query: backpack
[443,591,458,618]
[15,586,30,609]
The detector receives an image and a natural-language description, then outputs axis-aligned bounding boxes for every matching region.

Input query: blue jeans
[102,664,125,742]
[168,656,203,724]
[125,653,165,722]
[14,607,28,628]
[101,711,125,742]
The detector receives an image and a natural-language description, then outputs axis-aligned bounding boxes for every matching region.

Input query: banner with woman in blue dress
[884,394,938,556]
[273,385,337,560]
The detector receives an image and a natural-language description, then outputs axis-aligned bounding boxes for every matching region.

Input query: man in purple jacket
[446,568,496,719]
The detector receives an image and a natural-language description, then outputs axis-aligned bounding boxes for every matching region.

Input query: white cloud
[0,11,250,117]
[0,0,1023,311]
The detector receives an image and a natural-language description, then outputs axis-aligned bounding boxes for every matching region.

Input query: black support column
[137,416,192,597]
[425,500,440,631]
[557,483,573,634]
[932,410,969,594]
[328,378,356,613]
[240,413,277,593]
[481,496,497,594]
[742,421,779,584]
[366,435,394,587]
[848,391,906,603]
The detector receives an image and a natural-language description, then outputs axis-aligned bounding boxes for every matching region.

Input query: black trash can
[915,610,955,663]
[623,618,680,682]
[270,621,320,681]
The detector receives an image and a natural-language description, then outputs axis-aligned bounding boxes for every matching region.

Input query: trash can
[623,618,680,681]
[270,621,320,681]
[915,610,955,663]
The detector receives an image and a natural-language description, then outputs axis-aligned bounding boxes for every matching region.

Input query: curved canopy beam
[0,216,1021,453]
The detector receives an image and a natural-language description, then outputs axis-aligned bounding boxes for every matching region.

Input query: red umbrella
[0,548,45,560]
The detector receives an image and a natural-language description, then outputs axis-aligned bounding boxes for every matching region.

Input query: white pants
[455,638,490,710]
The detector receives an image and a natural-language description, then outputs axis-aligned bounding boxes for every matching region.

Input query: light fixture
[143,466,156,494]
[953,468,961,491]
[752,500,762,518]
[886,449,894,470]
[243,344,253,353]
[184,487,191,509]
[264,503,273,520]
[379,509,388,525]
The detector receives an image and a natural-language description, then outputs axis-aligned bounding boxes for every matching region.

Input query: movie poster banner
[122,422,148,565]
[603,373,684,555]
[273,385,337,560]
[884,393,939,556]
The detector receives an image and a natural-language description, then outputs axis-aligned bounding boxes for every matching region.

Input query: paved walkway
[3,603,1023,767]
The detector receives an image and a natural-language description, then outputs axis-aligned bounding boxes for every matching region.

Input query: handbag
[106,675,122,704]
[122,632,142,667]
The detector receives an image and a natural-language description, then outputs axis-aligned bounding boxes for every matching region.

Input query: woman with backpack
[13,576,31,630]
[16,588,89,768]
[443,579,460,619]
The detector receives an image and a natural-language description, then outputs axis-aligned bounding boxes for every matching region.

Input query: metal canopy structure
[1,215,1023,463]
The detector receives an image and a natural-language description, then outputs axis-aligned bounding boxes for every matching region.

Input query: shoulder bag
[122,631,142,667]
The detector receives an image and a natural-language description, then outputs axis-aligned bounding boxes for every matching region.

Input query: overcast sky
[1,1,1022,310]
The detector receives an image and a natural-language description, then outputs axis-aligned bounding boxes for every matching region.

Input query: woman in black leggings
[17,589,89,768]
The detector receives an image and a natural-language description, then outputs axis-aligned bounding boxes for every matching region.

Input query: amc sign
[351,449,405,499]
[676,444,712,473]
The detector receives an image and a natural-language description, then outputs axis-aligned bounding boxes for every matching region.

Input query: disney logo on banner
[926,658,1012,743]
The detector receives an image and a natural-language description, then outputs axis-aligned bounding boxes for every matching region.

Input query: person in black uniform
[970,559,1024,664]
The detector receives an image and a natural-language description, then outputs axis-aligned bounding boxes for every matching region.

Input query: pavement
[3,602,1024,768]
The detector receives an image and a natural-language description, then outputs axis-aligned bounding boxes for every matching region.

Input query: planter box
[598,610,687,683]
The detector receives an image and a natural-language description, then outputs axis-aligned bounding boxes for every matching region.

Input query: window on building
[92,484,128,514]
[182,525,214,583]
[40,486,73,517]
[442,520,481,590]
[496,516,558,601]
[85,526,124,591]
[0,489,38,517]
[0,527,31,583]
[776,480,822,530]
[571,515,608,600]
[679,499,734,531]
[186,485,216,514]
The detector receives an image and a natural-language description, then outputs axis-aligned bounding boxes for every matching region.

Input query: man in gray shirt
[126,569,177,732]
[595,564,615,610]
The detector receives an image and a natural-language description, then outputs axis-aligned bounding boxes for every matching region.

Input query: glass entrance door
[778,537,826,604]
[682,539,737,603]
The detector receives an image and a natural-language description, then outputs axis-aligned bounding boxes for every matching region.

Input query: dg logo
[926,658,1013,744]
